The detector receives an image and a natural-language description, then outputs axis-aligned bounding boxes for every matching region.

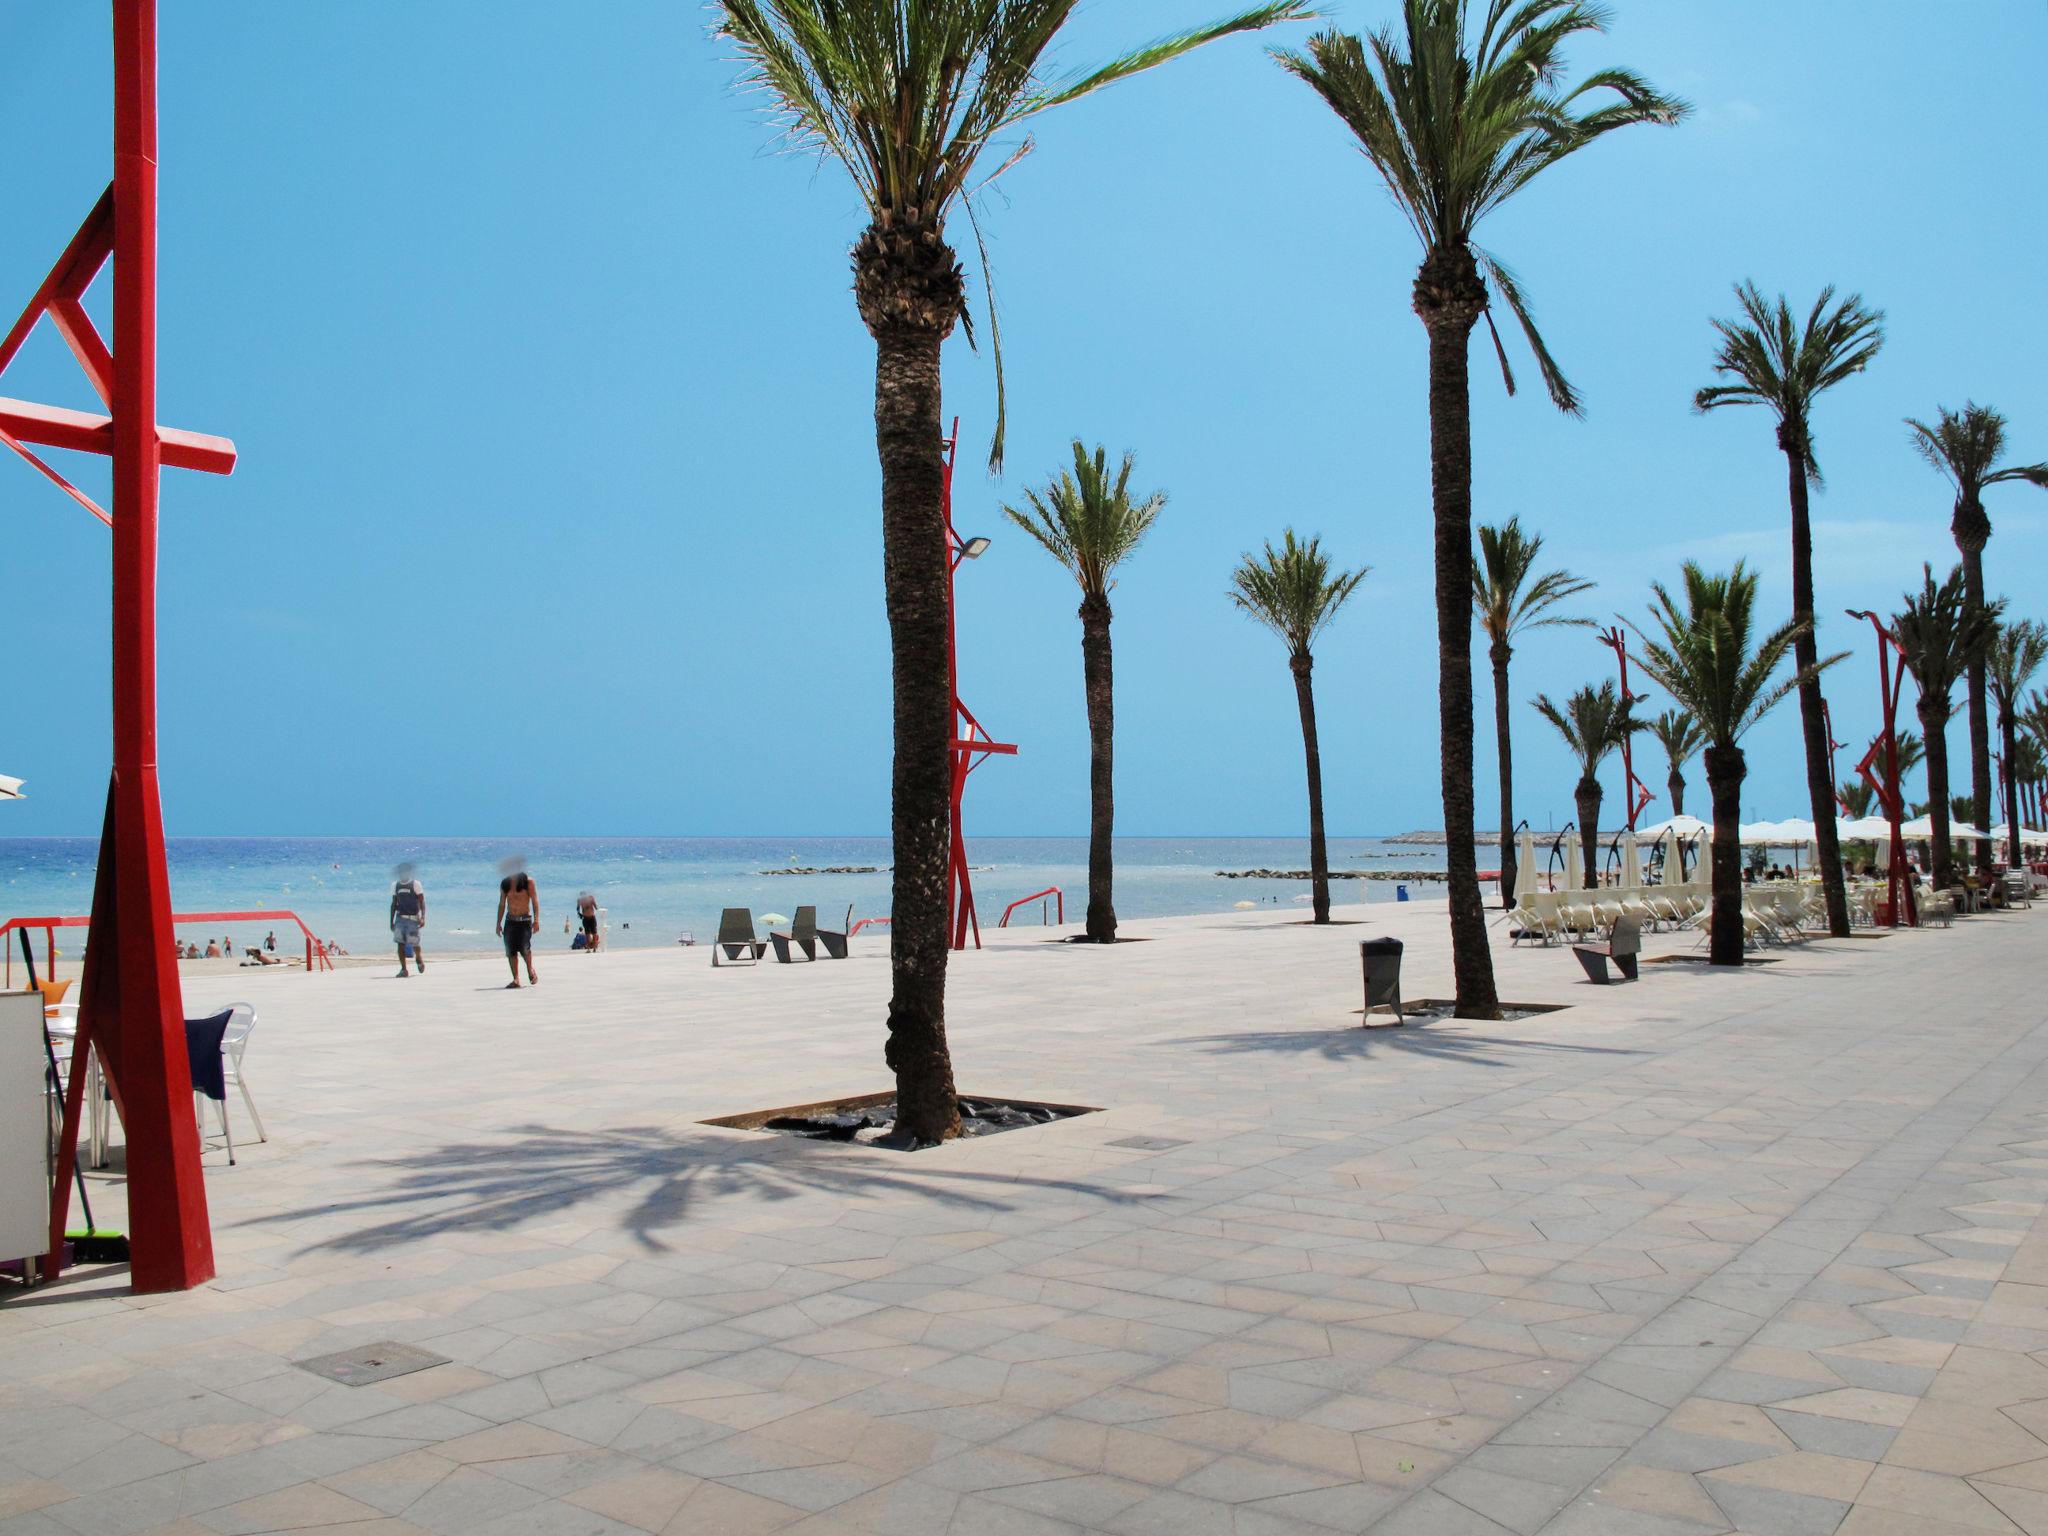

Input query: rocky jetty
[760,865,885,876]
[1216,868,1448,882]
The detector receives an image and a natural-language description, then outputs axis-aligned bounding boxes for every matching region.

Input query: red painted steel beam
[0,188,112,376]
[0,395,236,474]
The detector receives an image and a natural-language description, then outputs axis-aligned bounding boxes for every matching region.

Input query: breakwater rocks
[760,866,885,877]
[1217,869,1448,882]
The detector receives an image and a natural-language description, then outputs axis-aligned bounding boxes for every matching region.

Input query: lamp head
[961,535,992,560]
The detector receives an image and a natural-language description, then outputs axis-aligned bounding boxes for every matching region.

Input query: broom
[25,930,129,1263]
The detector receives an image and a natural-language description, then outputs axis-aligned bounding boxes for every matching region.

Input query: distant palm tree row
[714,0,2043,1125]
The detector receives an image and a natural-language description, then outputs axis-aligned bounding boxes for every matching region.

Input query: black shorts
[504,917,533,959]
[581,913,598,937]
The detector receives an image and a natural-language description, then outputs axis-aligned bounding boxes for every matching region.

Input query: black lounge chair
[711,908,767,967]
[816,905,852,960]
[769,906,820,963]
[1573,914,1641,984]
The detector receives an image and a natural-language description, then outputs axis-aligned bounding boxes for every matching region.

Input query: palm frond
[1002,441,1165,596]
[1696,281,1884,483]
[1230,529,1370,655]
[1472,516,1594,648]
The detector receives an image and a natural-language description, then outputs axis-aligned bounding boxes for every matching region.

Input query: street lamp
[1845,608,1916,927]
[959,535,991,561]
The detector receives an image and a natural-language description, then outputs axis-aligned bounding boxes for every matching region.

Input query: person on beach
[390,875,427,977]
[577,891,600,953]
[264,930,276,952]
[497,872,540,988]
[203,939,220,959]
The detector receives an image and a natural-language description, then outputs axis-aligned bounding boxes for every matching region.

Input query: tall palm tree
[1839,780,1875,819]
[1276,3,1686,1018]
[1631,562,1836,966]
[1005,443,1164,943]
[715,1,1306,1141]
[1230,531,1370,923]
[1695,284,1883,938]
[1531,682,1638,890]
[1988,619,2048,867]
[1472,518,1594,909]
[1893,564,2004,890]
[1906,405,2048,877]
[1647,709,1707,818]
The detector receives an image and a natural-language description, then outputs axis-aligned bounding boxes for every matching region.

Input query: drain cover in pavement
[1107,1136,1190,1151]
[294,1341,450,1386]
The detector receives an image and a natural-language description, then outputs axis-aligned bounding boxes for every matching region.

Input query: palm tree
[1005,443,1164,943]
[2012,733,2047,830]
[1230,531,1370,923]
[1893,564,2004,890]
[1988,619,2048,867]
[1647,709,1707,818]
[1906,405,2048,878]
[1531,682,1638,890]
[1472,519,1594,909]
[1276,3,1686,1018]
[1630,562,1837,965]
[1839,781,1875,818]
[1695,284,1883,938]
[715,2,1306,1141]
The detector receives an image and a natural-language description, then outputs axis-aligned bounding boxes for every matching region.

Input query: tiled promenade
[5,898,2048,1535]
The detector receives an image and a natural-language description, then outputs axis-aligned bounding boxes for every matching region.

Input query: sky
[1,0,2044,840]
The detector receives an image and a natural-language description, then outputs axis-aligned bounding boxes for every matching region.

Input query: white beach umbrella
[1621,829,1643,887]
[1986,824,2048,848]
[1900,815,1993,842]
[0,774,23,801]
[1772,818,1819,846]
[1517,828,1542,899]
[1737,821,1784,844]
[1636,813,1708,839]
[1840,816,1894,840]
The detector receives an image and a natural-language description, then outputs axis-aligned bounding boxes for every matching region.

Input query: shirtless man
[577,891,601,953]
[497,872,540,988]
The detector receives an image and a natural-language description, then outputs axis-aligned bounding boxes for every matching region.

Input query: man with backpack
[390,873,427,977]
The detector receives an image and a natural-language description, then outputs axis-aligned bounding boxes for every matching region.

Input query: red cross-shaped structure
[4,0,238,1292]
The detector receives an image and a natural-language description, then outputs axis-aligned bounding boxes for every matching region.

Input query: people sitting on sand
[203,940,221,958]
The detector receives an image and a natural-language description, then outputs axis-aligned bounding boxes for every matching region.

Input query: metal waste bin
[1359,937,1404,1026]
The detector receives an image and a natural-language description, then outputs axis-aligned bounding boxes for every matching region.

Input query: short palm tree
[1647,709,1708,818]
[1839,781,1875,819]
[1230,532,1370,923]
[1472,518,1593,909]
[1988,619,2048,867]
[1907,404,2048,877]
[1893,565,2005,890]
[1276,2,1686,1018]
[1005,443,1164,943]
[1630,562,1838,966]
[1531,682,1639,890]
[1695,283,1884,938]
[2012,732,2047,831]
[715,1,1306,1141]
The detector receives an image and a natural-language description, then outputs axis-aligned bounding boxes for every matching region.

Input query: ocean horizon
[0,835,1495,956]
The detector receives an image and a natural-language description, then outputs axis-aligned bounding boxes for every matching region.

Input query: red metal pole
[98,0,213,1290]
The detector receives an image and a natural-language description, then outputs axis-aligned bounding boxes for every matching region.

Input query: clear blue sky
[3,1,2044,838]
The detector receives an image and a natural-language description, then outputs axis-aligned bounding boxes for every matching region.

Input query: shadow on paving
[242,1123,1149,1256]
[1157,1026,1644,1066]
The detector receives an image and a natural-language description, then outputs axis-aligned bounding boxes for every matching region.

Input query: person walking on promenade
[577,890,601,954]
[497,871,540,988]
[390,872,427,977]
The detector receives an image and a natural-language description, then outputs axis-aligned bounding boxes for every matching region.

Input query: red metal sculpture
[2,1,237,1291]
[1846,609,1916,928]
[940,420,1016,950]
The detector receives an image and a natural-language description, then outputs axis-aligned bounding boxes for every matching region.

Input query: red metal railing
[848,916,892,938]
[3,909,333,986]
[998,887,1064,928]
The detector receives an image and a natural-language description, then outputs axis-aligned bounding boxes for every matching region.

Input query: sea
[0,836,1471,955]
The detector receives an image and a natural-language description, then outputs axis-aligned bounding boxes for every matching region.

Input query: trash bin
[1359,937,1404,1027]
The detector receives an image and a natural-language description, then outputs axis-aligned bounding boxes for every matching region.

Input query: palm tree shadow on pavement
[243,1124,1147,1258]
[1155,1028,1644,1068]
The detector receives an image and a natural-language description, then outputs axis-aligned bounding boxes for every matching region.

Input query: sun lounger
[816,905,851,960]
[1573,913,1641,984]
[711,908,768,967]
[770,906,820,963]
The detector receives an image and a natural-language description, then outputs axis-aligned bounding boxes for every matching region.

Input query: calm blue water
[0,837,1460,954]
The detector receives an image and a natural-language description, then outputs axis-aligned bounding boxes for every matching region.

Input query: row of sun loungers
[712,906,852,967]
[1512,881,1827,950]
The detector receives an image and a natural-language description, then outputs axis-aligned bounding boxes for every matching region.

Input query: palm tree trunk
[1668,769,1686,818]
[1292,652,1332,924]
[1080,592,1117,942]
[1781,441,1852,936]
[1704,745,1747,966]
[873,323,961,1144]
[2002,710,2022,869]
[1416,248,1499,1019]
[1921,693,1956,889]
[1490,642,1515,912]
[1575,778,1602,890]
[1962,548,1994,878]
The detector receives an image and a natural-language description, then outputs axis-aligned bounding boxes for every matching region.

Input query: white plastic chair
[221,1002,265,1144]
